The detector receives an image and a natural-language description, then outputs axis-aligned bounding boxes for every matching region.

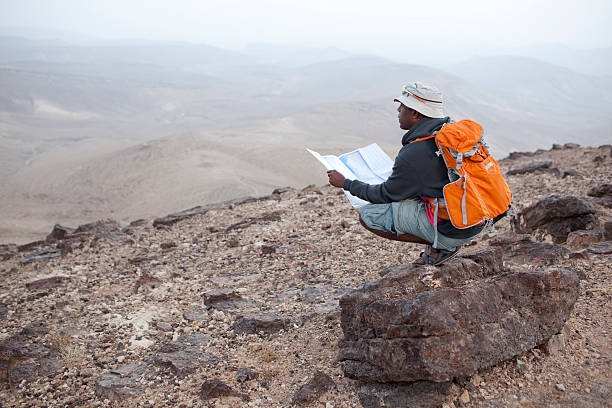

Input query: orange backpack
[415,120,512,245]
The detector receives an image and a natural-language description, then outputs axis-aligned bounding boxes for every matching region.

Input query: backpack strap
[411,134,436,143]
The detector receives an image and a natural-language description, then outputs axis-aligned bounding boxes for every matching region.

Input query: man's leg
[358,203,431,244]
[358,216,430,243]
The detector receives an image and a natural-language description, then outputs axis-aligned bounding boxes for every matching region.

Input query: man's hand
[327,170,346,188]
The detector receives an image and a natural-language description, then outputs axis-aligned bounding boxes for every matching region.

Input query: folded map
[307,143,394,207]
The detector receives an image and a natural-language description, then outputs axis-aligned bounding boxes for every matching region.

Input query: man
[327,82,482,265]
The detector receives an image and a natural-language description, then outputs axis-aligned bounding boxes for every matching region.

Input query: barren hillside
[0,143,610,407]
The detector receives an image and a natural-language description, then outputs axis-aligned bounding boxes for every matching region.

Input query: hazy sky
[1,0,611,59]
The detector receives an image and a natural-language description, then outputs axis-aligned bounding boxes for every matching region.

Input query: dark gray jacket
[342,116,482,238]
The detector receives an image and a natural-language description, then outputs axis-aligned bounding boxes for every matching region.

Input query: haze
[1,0,612,244]
[2,0,612,62]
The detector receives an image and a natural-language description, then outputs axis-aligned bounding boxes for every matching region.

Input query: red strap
[411,134,436,143]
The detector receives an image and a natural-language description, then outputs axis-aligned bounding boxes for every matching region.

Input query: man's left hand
[327,170,346,188]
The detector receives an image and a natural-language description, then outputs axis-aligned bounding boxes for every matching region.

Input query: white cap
[394,82,445,118]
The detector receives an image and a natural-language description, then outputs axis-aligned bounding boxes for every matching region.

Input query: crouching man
[327,82,482,265]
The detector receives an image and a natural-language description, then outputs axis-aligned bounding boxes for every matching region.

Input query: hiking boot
[414,245,462,266]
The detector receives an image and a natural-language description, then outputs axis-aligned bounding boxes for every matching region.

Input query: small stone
[156,322,173,332]
[202,289,241,305]
[516,358,528,374]
[459,389,470,404]
[543,333,565,356]
[117,356,125,363]
[261,245,277,255]
[556,383,566,392]
[470,374,482,387]
[236,368,259,383]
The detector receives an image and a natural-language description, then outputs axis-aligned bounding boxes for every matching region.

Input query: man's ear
[411,109,423,120]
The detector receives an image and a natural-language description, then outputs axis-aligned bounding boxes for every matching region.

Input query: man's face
[397,103,419,130]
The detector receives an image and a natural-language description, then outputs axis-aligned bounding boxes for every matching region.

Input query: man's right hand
[327,170,346,188]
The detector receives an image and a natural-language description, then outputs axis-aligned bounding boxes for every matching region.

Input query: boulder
[96,362,149,400]
[232,312,290,334]
[489,233,568,265]
[519,195,597,243]
[566,230,601,250]
[506,161,558,176]
[587,183,612,198]
[292,371,336,405]
[338,252,580,382]
[150,342,217,378]
[153,204,215,227]
[46,224,75,241]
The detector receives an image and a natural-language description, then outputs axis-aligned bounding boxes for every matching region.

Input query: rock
[569,249,590,260]
[183,309,208,322]
[507,161,558,176]
[587,241,612,255]
[25,275,70,290]
[151,342,217,377]
[556,383,566,392]
[516,358,528,374]
[357,381,457,408]
[153,204,215,227]
[459,389,470,404]
[0,301,7,320]
[160,241,177,250]
[96,362,149,400]
[604,220,612,241]
[587,183,612,198]
[0,244,17,261]
[592,196,612,208]
[17,240,46,252]
[292,371,335,405]
[543,333,565,356]
[199,379,247,401]
[156,321,173,332]
[261,245,277,255]
[338,266,580,382]
[232,312,290,334]
[564,143,580,149]
[236,367,259,383]
[491,240,569,266]
[519,195,597,243]
[225,211,283,231]
[202,289,241,305]
[0,335,64,385]
[46,224,75,241]
[561,168,579,178]
[566,230,601,249]
[176,334,212,346]
[272,186,294,195]
[20,249,62,264]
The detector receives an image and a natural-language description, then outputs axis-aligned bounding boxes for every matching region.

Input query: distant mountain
[512,44,612,77]
[241,43,354,67]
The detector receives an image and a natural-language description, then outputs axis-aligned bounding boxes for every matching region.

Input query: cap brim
[394,95,445,119]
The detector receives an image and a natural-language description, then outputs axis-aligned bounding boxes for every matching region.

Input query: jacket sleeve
[342,154,422,203]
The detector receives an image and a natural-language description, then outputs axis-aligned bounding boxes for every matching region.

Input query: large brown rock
[338,251,580,383]
[519,195,597,243]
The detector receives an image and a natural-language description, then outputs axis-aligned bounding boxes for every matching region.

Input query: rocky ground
[0,143,610,407]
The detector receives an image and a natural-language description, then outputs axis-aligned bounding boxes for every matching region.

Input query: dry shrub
[49,332,86,366]
[260,348,277,363]
[260,368,279,379]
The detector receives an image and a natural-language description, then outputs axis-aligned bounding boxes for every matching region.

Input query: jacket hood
[401,116,451,145]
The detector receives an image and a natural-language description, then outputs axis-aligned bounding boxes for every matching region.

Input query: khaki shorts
[359,199,477,251]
